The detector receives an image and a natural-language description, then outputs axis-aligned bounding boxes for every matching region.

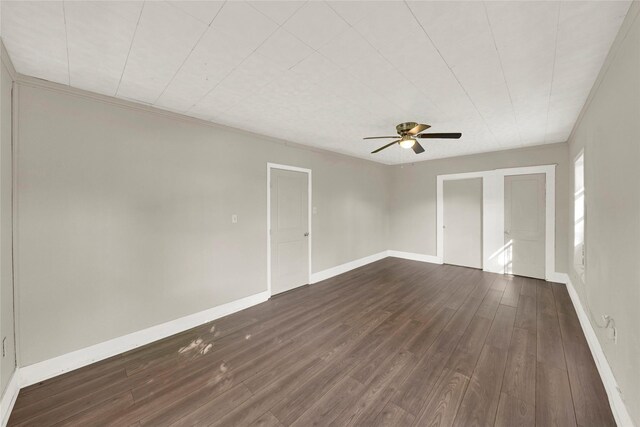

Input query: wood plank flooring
[8,258,614,426]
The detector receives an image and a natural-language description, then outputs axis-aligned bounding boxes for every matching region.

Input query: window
[574,153,585,279]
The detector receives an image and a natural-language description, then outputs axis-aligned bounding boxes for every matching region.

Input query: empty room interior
[0,0,639,426]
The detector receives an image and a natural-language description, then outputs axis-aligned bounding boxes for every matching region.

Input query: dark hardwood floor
[9,257,614,426]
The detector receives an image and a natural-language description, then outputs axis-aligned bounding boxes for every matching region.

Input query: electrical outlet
[312,206,317,215]
[231,214,238,224]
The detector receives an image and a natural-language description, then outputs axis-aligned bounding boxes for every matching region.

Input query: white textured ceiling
[0,0,631,164]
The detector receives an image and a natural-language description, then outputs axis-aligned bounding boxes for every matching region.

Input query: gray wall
[388,143,570,273]
[0,43,16,397]
[15,83,389,366]
[3,8,638,421]
[15,79,571,367]
[567,3,640,424]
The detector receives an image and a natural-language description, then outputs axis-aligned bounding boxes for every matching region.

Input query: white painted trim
[387,250,442,265]
[572,150,586,283]
[266,163,312,297]
[548,272,569,284]
[565,278,635,427]
[311,249,444,285]
[436,164,557,281]
[310,251,388,284]
[8,249,438,391]
[0,371,20,427]
[19,290,269,387]
[0,261,628,427]
[500,165,556,280]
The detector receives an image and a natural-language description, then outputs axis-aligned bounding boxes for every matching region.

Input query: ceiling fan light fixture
[364,122,461,155]
[399,137,416,149]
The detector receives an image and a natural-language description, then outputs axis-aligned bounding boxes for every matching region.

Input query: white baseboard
[310,249,446,284]
[0,251,430,425]
[19,252,391,390]
[548,271,569,284]
[387,250,443,265]
[8,258,630,427]
[17,250,401,391]
[565,278,634,427]
[0,371,20,427]
[19,290,269,388]
[310,251,388,284]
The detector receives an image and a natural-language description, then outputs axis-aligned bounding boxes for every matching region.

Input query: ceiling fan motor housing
[396,122,419,135]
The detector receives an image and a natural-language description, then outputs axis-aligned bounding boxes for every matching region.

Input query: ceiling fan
[364,122,462,154]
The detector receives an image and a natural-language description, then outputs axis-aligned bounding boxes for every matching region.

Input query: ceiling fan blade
[363,136,398,140]
[407,124,431,135]
[371,140,400,154]
[416,132,462,139]
[412,141,425,154]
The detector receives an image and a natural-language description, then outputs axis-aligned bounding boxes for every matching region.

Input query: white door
[443,178,483,269]
[270,168,309,295]
[504,174,545,279]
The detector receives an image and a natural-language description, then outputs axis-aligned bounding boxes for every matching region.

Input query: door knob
[304,232,309,237]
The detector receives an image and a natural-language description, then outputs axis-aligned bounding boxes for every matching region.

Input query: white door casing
[267,164,311,296]
[436,164,556,281]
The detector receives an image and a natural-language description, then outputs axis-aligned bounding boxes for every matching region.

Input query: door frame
[266,163,312,297]
[436,164,557,281]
